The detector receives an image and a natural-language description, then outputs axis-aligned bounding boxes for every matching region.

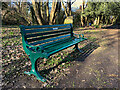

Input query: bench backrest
[20,24,73,46]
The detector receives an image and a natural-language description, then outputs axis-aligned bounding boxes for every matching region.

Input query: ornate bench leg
[24,56,46,82]
[74,43,83,53]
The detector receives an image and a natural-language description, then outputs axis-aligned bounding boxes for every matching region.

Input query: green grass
[88,37,97,42]
[10,32,14,35]
[2,29,6,34]
[73,81,75,87]
[86,31,91,33]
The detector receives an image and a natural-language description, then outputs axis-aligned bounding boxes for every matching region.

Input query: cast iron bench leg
[24,56,46,82]
[74,43,83,53]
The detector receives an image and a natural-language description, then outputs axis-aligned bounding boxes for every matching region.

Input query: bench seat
[43,37,86,56]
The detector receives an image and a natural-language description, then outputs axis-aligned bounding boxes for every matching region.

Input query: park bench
[19,24,87,82]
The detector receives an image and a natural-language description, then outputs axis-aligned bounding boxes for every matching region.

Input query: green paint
[19,24,87,82]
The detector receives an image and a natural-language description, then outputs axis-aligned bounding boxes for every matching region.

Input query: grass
[87,37,97,42]
[10,32,14,35]
[73,81,75,87]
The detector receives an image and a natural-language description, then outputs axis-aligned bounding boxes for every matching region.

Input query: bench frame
[20,24,87,82]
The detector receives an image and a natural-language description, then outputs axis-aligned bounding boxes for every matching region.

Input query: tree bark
[67,0,71,16]
[81,0,84,26]
[40,2,44,19]
[97,16,100,25]
[85,16,87,26]
[32,0,42,25]
[46,0,49,22]
[101,15,104,24]
[14,2,32,25]
[57,2,61,24]
[61,1,68,17]
[49,1,58,25]
[68,2,72,16]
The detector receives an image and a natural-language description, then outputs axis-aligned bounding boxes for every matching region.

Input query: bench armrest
[73,33,84,39]
[25,43,44,53]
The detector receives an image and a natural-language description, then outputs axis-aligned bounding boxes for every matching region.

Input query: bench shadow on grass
[39,41,100,81]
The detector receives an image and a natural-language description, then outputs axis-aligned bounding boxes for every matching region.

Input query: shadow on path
[102,24,120,29]
[39,41,100,80]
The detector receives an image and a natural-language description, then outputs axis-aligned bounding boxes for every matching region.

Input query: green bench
[19,24,87,82]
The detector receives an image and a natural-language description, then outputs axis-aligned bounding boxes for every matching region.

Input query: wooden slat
[29,34,71,45]
[43,37,73,49]
[24,24,70,29]
[25,26,71,33]
[27,31,71,42]
[46,38,86,54]
[26,29,70,38]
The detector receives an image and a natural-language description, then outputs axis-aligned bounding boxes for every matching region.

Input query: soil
[2,25,119,89]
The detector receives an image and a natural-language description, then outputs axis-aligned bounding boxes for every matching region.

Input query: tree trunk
[46,0,49,22]
[112,16,118,24]
[97,16,100,25]
[27,2,38,24]
[49,1,58,25]
[30,5,38,24]
[105,16,108,25]
[40,2,43,18]
[101,15,104,24]
[14,2,32,25]
[85,16,87,26]
[68,2,72,16]
[32,0,42,25]
[81,0,84,26]
[61,1,68,17]
[57,2,61,24]
[67,0,72,16]
[94,17,97,25]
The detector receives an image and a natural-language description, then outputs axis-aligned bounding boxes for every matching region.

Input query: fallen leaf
[108,74,118,77]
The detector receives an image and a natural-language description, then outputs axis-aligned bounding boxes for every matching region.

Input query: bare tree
[61,0,76,17]
[81,0,84,26]
[49,1,59,24]
[2,2,32,25]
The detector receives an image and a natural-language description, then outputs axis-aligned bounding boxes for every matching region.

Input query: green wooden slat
[25,26,71,34]
[41,37,72,48]
[43,37,73,49]
[29,34,71,45]
[45,39,74,53]
[46,38,86,54]
[26,29,71,38]
[46,38,85,53]
[23,24,70,29]
[27,31,71,42]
